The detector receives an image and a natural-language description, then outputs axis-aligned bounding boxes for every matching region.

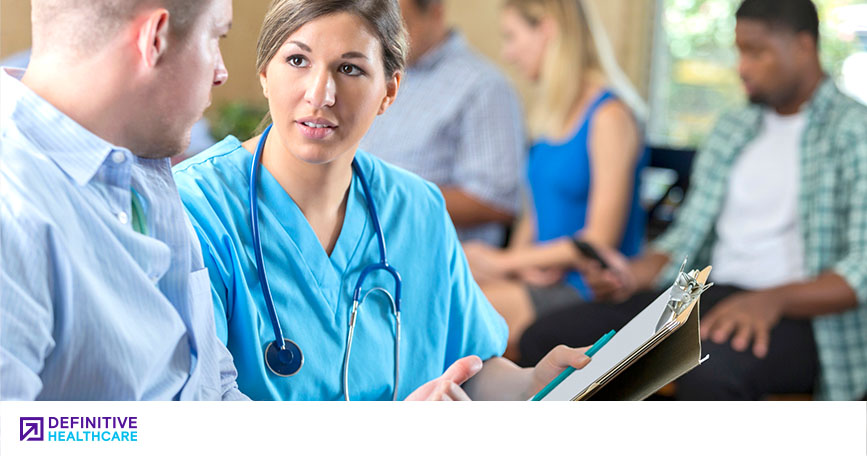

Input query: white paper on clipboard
[539,265,711,401]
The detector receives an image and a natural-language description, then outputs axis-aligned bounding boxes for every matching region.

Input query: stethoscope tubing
[250,123,402,400]
[250,124,287,352]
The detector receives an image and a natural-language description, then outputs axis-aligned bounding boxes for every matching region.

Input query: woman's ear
[136,8,170,68]
[259,70,269,98]
[378,71,402,115]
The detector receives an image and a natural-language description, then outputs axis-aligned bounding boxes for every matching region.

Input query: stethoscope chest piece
[265,339,304,377]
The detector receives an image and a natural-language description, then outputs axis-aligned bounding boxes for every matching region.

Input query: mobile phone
[572,239,610,270]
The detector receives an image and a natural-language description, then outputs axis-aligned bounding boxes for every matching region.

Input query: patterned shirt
[361,31,525,245]
[0,68,245,400]
[652,79,867,400]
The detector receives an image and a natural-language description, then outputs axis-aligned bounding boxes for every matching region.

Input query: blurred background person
[360,0,525,246]
[464,0,648,358]
[521,0,867,401]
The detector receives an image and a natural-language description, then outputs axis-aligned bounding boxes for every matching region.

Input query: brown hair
[256,0,408,78]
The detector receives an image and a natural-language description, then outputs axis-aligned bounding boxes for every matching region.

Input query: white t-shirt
[710,109,808,289]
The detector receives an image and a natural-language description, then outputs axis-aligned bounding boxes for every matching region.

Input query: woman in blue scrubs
[174,0,589,400]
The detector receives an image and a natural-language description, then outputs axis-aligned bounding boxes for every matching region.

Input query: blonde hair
[505,0,604,139]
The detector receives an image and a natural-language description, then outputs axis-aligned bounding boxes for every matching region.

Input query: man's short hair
[736,0,820,44]
[413,0,442,13]
[31,0,209,56]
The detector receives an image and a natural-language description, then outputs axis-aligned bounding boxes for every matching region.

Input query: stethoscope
[250,124,402,401]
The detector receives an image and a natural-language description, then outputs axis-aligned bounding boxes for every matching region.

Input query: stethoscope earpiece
[264,339,304,377]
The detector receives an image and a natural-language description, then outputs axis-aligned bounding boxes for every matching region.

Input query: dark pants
[519,285,819,400]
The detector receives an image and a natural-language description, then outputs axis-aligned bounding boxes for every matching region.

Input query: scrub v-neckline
[253,160,369,310]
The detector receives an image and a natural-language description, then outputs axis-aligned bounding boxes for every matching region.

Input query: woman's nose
[304,69,336,108]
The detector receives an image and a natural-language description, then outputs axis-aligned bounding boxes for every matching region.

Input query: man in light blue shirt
[0,0,244,400]
[361,0,525,246]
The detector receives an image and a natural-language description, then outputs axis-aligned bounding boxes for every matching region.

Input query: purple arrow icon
[20,417,44,441]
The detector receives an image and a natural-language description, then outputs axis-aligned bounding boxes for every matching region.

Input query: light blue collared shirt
[0,68,246,400]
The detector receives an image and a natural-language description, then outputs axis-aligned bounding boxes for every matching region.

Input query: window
[647,0,867,148]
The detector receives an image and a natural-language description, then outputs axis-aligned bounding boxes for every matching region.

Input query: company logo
[20,417,44,441]
[18,416,138,443]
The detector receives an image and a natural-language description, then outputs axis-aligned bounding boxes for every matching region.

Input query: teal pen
[530,329,616,401]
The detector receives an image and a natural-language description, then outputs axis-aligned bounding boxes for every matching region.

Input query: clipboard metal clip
[655,257,713,332]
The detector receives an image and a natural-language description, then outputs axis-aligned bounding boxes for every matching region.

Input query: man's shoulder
[435,38,515,94]
[699,105,762,150]
[826,90,867,130]
[1,138,74,203]
[0,143,72,252]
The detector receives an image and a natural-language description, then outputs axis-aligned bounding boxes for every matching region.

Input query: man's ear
[795,31,818,59]
[378,71,402,115]
[136,9,171,68]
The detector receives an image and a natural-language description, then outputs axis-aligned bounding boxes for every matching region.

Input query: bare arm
[483,101,643,275]
[772,272,857,318]
[507,194,536,249]
[629,250,671,292]
[441,187,514,227]
[581,100,642,248]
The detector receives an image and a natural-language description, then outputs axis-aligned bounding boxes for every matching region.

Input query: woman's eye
[286,55,308,67]
[339,64,363,76]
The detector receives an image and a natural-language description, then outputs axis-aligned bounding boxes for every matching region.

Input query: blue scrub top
[174,137,508,400]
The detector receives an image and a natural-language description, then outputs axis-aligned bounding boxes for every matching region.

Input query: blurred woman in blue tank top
[464,0,649,359]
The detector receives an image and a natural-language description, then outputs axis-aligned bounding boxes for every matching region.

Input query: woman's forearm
[505,237,583,272]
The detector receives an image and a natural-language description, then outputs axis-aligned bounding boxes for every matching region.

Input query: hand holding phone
[571,239,610,270]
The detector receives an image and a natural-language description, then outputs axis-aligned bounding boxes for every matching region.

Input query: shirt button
[111,151,126,164]
[117,211,129,225]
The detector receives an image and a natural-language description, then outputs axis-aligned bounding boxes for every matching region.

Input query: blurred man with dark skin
[361,0,525,246]
[520,0,867,401]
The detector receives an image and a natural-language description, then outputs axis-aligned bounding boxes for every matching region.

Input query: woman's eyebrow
[289,40,312,51]
[341,51,369,60]
[287,41,368,61]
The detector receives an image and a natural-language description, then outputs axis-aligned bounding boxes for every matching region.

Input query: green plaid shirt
[652,79,867,400]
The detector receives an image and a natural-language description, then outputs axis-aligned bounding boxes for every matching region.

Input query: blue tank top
[527,90,647,299]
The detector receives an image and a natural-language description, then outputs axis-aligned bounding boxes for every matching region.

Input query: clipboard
[537,261,712,401]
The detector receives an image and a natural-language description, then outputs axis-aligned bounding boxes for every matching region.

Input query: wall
[0,0,656,110]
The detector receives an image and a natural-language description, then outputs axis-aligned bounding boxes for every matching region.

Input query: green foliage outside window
[649,0,866,148]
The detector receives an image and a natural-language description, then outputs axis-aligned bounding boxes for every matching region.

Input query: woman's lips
[296,120,336,140]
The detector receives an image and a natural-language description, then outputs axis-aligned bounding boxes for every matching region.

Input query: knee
[517,319,554,367]
[674,344,759,400]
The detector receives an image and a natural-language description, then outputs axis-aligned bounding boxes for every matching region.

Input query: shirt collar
[1,67,125,186]
[411,30,465,71]
[802,76,838,120]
